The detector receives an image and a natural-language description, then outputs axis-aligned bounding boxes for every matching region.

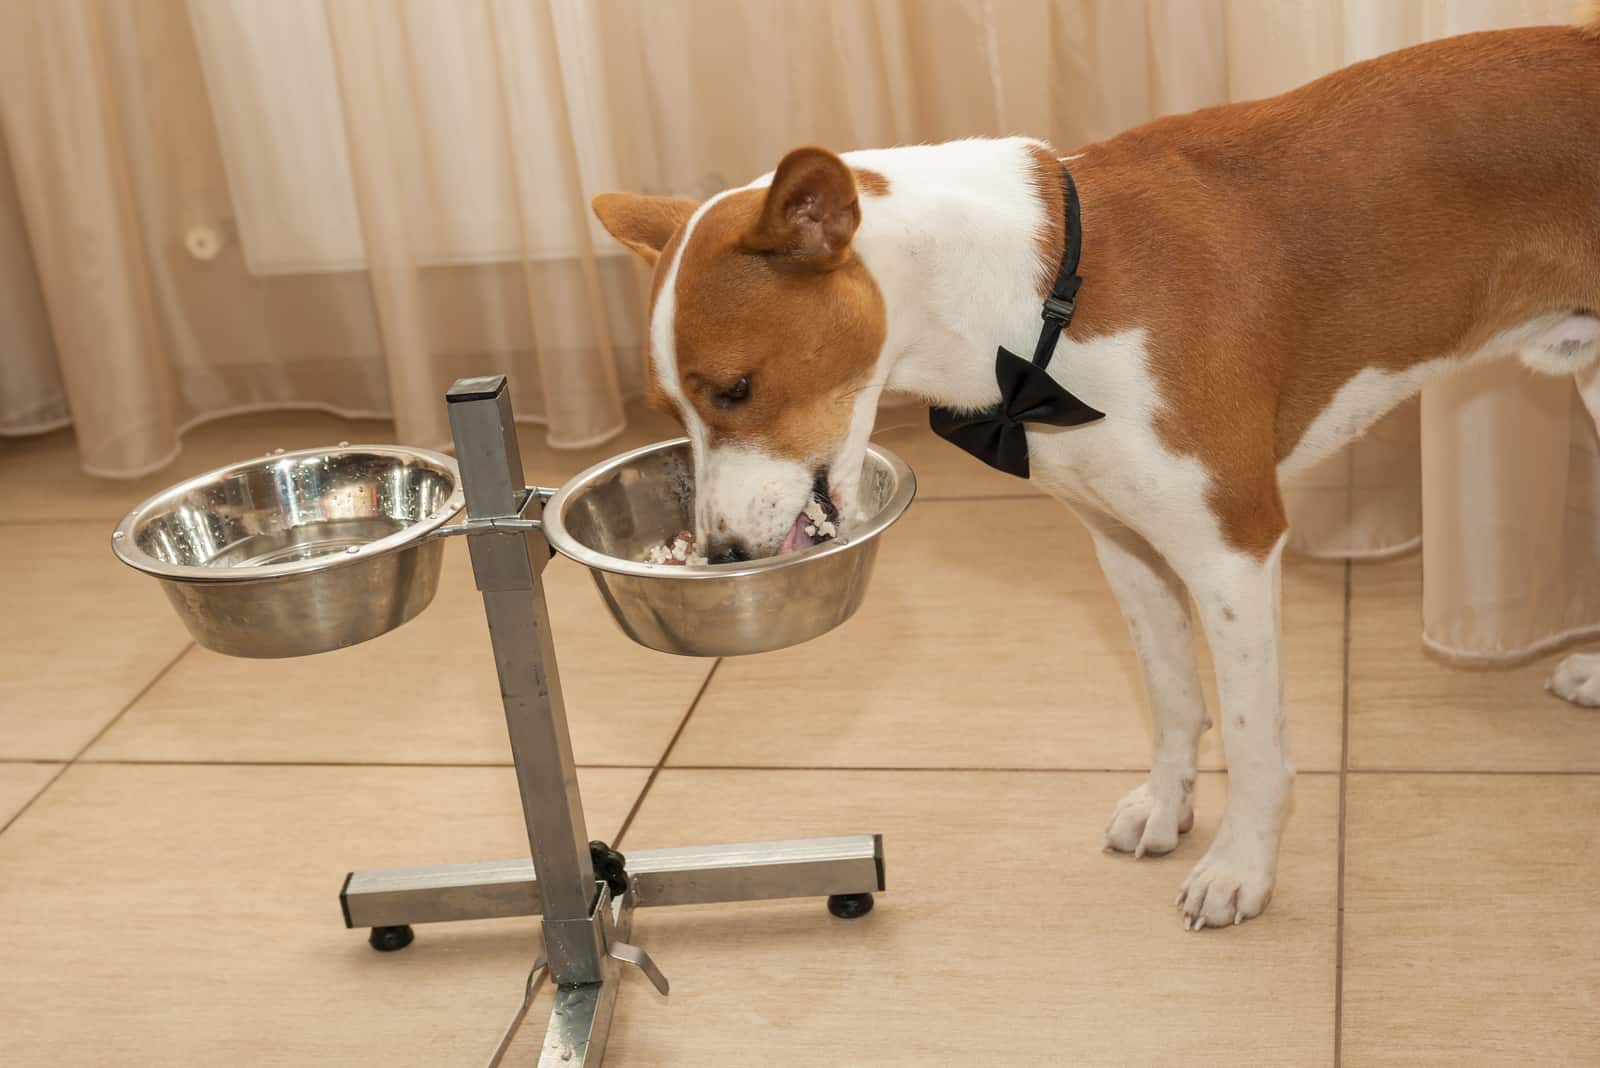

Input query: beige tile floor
[1,408,1596,1066]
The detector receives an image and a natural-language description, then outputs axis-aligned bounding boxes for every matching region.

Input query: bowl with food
[540,438,915,656]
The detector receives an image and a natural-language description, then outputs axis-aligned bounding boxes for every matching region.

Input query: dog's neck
[843,138,1062,411]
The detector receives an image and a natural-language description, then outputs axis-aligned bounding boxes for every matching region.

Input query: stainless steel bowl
[112,446,464,658]
[541,439,916,657]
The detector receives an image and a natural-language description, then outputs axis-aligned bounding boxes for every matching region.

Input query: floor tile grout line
[68,758,643,769]
[0,764,72,838]
[1334,559,1352,1068]
[0,642,193,837]
[68,643,196,764]
[31,758,1590,775]
[612,659,722,848]
[647,764,1348,775]
[1348,767,1600,776]
[19,759,1351,773]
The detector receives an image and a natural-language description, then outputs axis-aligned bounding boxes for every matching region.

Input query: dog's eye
[713,376,751,409]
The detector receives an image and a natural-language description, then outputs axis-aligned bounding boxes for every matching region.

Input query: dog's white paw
[1104,781,1194,858]
[1546,652,1600,708]
[1176,836,1274,930]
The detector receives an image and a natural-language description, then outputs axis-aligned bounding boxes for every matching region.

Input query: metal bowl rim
[110,444,465,584]
[540,437,916,580]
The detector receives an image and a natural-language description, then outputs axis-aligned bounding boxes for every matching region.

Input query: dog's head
[593,147,887,563]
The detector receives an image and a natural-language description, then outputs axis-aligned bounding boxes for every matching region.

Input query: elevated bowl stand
[339,376,885,1065]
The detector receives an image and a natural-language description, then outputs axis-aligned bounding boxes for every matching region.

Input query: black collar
[928,163,1105,479]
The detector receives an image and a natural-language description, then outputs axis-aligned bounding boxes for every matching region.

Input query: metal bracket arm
[432,486,555,540]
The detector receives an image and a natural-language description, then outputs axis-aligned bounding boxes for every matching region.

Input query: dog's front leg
[1168,535,1295,929]
[1079,511,1207,857]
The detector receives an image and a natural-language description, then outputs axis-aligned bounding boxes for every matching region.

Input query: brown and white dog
[592,13,1600,929]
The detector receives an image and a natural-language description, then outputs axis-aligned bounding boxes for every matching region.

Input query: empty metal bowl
[112,446,464,658]
[540,439,916,657]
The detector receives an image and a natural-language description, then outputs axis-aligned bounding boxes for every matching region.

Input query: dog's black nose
[708,540,751,565]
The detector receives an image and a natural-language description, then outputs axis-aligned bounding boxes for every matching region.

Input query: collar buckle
[1041,294,1077,324]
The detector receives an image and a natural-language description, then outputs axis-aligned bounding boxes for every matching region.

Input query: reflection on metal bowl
[111,446,464,658]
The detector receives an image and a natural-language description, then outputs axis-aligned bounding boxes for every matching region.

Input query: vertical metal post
[445,375,601,984]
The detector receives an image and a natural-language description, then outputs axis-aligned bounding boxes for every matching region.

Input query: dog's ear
[743,147,859,270]
[591,194,699,266]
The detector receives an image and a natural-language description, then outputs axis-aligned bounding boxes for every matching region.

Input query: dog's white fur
[647,133,1600,929]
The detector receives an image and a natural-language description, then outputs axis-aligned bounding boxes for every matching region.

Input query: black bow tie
[928,163,1104,479]
[929,345,1104,479]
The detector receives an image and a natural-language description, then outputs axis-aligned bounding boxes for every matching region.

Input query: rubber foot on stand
[369,925,415,952]
[827,892,874,920]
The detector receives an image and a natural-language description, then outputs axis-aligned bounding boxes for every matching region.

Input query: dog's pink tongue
[778,513,817,555]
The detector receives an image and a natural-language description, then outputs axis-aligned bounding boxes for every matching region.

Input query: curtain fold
[1,0,1595,663]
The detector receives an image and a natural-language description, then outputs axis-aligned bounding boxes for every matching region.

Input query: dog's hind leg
[1078,510,1206,858]
[1542,344,1600,709]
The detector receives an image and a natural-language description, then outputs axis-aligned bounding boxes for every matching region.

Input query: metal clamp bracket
[545,882,670,996]
[485,957,549,1068]
[431,486,555,540]
[606,939,668,997]
[484,881,669,1065]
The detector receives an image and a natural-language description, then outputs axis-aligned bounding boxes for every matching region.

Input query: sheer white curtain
[2,0,1595,661]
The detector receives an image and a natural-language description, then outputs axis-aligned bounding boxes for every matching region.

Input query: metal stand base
[338,377,886,1066]
[343,835,885,928]
[344,836,884,1066]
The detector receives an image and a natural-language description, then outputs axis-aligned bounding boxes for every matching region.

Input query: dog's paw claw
[1104,782,1193,857]
[1177,839,1273,931]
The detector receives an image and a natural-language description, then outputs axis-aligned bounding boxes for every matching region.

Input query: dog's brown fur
[1055,25,1600,555]
[597,152,887,462]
